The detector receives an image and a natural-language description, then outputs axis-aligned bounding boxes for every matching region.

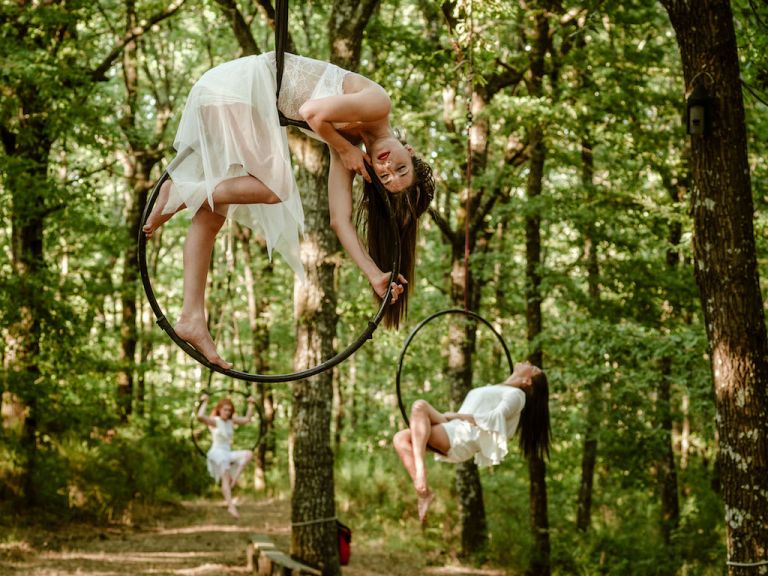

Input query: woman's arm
[299,83,390,176]
[443,412,477,426]
[196,395,216,427]
[327,150,404,302]
[232,396,256,425]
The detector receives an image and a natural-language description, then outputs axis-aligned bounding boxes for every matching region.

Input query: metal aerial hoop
[137,0,400,383]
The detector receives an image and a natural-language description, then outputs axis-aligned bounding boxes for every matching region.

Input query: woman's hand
[371,271,407,304]
[199,393,209,402]
[338,144,371,183]
[247,396,256,405]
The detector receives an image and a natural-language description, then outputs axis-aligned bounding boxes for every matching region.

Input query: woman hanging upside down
[197,393,256,519]
[393,361,551,523]
[143,52,435,369]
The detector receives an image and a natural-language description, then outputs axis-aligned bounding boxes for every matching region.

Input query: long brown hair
[358,154,434,329]
[518,371,551,460]
[211,398,236,419]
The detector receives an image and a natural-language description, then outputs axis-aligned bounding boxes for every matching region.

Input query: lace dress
[206,416,252,483]
[164,52,349,280]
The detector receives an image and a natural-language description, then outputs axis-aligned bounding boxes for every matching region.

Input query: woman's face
[220,403,234,420]
[506,361,542,391]
[369,137,415,192]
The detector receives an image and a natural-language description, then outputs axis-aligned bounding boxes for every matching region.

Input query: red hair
[211,398,236,419]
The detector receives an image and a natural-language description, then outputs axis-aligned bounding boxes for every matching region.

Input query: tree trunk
[288,3,379,573]
[118,0,167,419]
[660,0,768,571]
[576,139,600,533]
[656,175,684,546]
[289,136,340,574]
[237,225,274,491]
[5,108,50,509]
[524,8,551,574]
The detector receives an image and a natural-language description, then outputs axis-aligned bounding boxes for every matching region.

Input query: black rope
[275,0,311,130]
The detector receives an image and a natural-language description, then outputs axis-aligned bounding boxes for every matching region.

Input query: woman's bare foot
[175,318,232,370]
[143,180,184,238]
[227,503,240,519]
[417,489,434,524]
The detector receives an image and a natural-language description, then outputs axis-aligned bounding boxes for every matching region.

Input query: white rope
[291,516,337,527]
[726,559,768,568]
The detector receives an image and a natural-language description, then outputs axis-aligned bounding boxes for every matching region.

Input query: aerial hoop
[190,386,264,458]
[395,308,514,427]
[137,162,399,383]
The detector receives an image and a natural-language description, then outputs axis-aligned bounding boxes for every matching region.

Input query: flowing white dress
[206,416,252,483]
[164,52,350,280]
[435,385,526,467]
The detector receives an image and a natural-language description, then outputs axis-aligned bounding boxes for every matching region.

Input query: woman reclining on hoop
[393,361,551,523]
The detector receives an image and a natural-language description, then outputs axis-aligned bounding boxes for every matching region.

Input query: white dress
[164,52,350,281]
[435,385,526,467]
[206,416,252,483]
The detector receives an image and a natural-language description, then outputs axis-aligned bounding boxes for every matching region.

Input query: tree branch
[91,0,187,82]
[214,0,260,56]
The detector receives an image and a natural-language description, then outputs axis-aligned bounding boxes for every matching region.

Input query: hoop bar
[395,308,513,427]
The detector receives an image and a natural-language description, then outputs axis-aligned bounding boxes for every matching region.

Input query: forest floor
[0,496,507,576]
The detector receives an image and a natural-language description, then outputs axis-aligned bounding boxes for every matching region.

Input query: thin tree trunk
[524,7,551,574]
[5,111,49,509]
[525,124,550,576]
[660,1,768,571]
[576,139,600,533]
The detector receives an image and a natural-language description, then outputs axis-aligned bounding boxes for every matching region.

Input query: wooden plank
[246,532,321,576]
[261,549,322,576]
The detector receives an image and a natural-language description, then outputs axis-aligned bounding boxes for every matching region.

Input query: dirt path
[0,496,506,576]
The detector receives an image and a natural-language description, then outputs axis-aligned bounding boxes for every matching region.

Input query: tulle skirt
[164,54,305,280]
[206,444,252,484]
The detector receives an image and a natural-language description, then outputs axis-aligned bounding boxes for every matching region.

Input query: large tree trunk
[660,1,768,571]
[289,3,379,573]
[290,151,340,573]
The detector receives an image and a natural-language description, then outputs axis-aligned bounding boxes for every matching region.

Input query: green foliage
[2,0,766,573]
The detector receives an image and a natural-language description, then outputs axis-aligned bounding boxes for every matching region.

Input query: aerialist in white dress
[142,52,435,369]
[393,362,552,523]
[196,393,256,519]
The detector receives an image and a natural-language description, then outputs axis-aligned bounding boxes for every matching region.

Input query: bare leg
[212,175,281,206]
[221,471,239,518]
[229,451,253,488]
[143,180,185,238]
[143,174,279,238]
[174,209,232,369]
[393,400,450,523]
[162,175,281,368]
